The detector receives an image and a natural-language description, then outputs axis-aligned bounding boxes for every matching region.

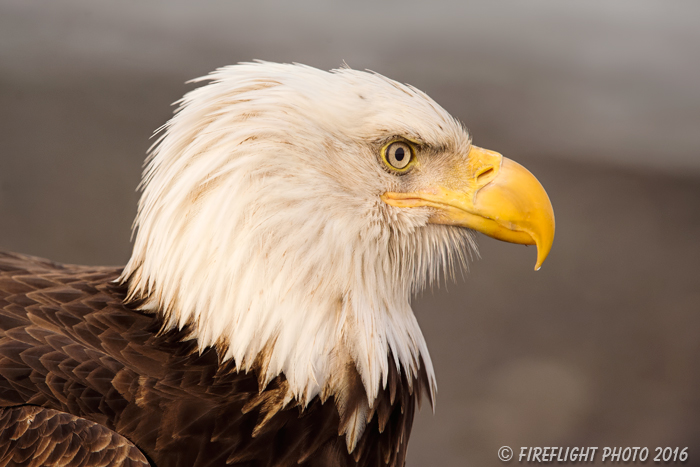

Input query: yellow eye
[382,141,415,172]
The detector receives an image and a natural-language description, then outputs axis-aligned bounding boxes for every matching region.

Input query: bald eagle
[0,62,554,466]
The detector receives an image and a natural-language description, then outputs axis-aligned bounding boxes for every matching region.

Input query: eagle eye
[382,141,415,173]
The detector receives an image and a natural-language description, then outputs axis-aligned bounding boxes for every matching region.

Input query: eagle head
[119,62,554,435]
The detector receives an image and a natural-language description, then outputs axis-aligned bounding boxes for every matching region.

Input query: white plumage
[121,63,477,416]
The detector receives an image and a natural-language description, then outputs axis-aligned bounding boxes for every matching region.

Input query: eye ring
[381,140,416,173]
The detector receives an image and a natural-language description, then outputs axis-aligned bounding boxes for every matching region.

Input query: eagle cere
[0,62,554,466]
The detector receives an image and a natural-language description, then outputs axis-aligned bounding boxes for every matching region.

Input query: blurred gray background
[1,1,699,465]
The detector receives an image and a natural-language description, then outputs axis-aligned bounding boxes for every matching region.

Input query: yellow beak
[382,146,555,270]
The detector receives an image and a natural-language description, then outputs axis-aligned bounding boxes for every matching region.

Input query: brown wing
[0,252,428,467]
[0,406,150,467]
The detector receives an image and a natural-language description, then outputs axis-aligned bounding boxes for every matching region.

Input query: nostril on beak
[476,166,495,184]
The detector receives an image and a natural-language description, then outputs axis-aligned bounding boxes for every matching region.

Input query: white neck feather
[120,62,474,410]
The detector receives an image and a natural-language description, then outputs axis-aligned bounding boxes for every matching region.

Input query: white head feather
[120,62,475,409]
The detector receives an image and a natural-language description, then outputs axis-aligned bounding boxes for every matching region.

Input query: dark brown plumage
[0,252,428,466]
[0,406,149,467]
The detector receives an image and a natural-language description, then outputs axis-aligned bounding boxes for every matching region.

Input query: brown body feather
[0,252,427,466]
[0,406,150,467]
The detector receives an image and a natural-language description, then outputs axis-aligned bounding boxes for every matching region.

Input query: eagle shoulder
[0,406,150,467]
[0,252,425,466]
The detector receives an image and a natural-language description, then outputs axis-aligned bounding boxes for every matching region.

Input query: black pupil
[394,147,405,161]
